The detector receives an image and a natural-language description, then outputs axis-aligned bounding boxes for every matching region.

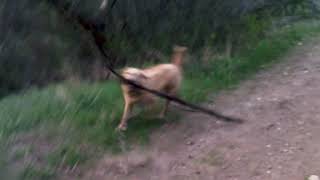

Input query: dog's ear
[173,45,188,52]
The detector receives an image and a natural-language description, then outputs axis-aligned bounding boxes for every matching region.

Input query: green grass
[0,20,320,178]
[0,81,173,178]
[47,146,87,168]
[19,165,55,180]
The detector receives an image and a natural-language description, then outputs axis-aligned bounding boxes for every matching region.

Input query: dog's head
[171,45,188,66]
[173,45,188,53]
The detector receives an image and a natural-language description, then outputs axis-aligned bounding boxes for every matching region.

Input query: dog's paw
[116,124,127,131]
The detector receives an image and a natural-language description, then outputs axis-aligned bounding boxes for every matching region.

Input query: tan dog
[117,46,188,131]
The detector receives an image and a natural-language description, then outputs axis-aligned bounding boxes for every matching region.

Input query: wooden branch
[47,0,245,124]
[99,0,108,11]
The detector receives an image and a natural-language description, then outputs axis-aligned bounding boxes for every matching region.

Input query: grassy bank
[181,20,320,102]
[1,20,320,179]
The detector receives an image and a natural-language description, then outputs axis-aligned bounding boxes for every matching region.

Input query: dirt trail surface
[82,40,320,180]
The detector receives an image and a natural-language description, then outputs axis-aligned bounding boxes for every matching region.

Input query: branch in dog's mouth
[47,0,245,124]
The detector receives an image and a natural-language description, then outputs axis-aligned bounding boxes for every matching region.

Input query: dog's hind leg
[159,89,175,119]
[159,86,179,119]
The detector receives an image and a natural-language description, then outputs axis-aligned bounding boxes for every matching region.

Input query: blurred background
[1,0,320,179]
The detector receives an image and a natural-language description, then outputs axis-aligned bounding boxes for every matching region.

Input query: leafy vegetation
[1,0,318,97]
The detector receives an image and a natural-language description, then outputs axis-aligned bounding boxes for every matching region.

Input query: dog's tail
[171,45,187,67]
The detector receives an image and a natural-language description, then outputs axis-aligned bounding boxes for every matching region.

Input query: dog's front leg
[159,100,170,119]
[117,101,133,131]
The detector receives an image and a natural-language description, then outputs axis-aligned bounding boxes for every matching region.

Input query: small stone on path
[308,175,320,180]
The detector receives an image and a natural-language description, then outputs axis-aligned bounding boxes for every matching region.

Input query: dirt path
[82,39,320,180]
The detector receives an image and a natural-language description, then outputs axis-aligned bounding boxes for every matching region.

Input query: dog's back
[142,64,181,92]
